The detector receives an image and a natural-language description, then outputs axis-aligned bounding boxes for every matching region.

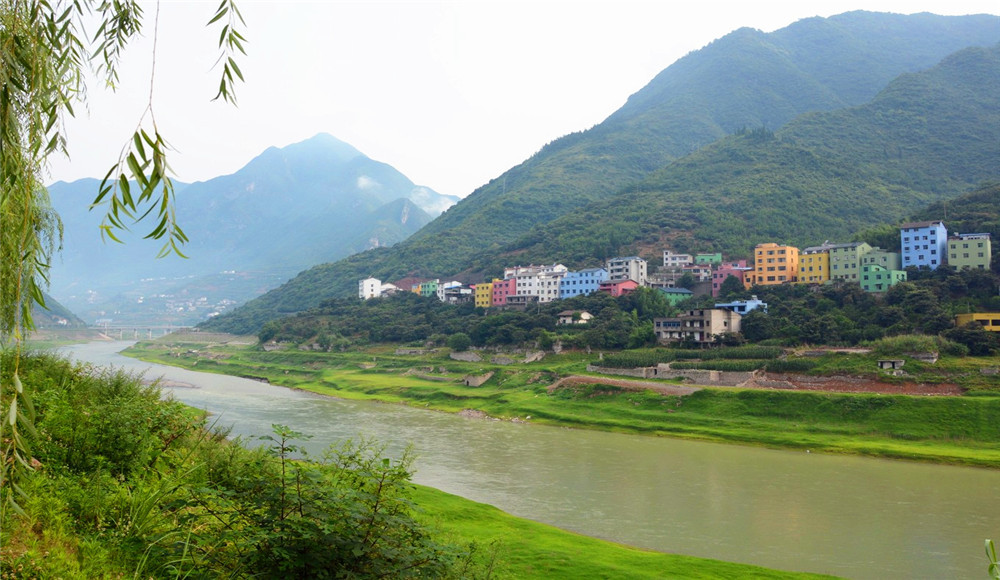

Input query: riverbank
[8,347,836,579]
[122,336,1000,468]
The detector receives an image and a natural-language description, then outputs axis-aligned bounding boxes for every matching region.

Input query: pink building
[711,260,752,297]
[491,278,516,306]
[599,279,639,297]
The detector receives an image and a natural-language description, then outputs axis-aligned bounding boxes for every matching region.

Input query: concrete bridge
[90,324,190,340]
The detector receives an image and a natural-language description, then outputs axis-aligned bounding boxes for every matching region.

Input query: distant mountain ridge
[48,134,457,324]
[202,12,1000,335]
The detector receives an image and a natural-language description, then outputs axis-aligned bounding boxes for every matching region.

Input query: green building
[694,253,722,265]
[658,287,695,306]
[860,264,906,293]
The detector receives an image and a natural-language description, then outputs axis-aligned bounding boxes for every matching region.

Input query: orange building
[753,243,799,286]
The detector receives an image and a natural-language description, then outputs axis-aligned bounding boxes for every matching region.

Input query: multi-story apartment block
[359,277,381,299]
[474,281,494,308]
[798,244,831,284]
[559,268,608,299]
[711,260,752,296]
[753,243,799,285]
[606,256,648,286]
[829,242,871,282]
[436,281,463,302]
[505,264,568,303]
[948,233,991,270]
[900,220,947,270]
[860,264,906,293]
[491,278,515,306]
[653,309,742,343]
[861,248,902,271]
[663,250,693,269]
[537,270,566,303]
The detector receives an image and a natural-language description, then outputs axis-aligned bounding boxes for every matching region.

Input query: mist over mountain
[48,134,456,324]
[203,12,1000,335]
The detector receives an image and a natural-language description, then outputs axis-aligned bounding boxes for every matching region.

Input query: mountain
[203,12,1000,335]
[47,134,457,324]
[31,292,87,328]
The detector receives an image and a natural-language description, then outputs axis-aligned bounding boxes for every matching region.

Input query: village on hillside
[360,220,997,344]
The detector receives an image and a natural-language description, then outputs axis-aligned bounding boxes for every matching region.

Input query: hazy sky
[47,1,1000,198]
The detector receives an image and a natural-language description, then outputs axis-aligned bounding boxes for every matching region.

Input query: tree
[718,275,747,299]
[1,0,244,531]
[1,0,245,339]
[676,272,697,290]
[446,332,472,352]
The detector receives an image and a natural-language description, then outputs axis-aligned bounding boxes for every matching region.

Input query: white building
[504,264,568,302]
[663,250,693,269]
[359,277,381,299]
[436,281,464,302]
[606,256,648,286]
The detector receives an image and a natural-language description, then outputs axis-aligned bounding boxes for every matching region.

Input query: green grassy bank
[409,484,834,579]
[124,339,1000,468]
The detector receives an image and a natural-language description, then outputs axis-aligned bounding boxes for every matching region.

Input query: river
[61,341,999,579]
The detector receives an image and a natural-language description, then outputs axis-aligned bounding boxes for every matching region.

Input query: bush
[600,350,677,368]
[446,332,472,352]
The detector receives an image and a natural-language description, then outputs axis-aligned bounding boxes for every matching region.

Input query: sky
[47,1,1000,199]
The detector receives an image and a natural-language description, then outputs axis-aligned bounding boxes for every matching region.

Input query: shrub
[669,360,766,372]
[765,358,820,373]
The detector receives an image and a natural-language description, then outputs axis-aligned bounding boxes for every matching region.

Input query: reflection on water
[62,341,1000,579]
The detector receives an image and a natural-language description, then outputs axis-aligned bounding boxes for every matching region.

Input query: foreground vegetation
[1,349,830,578]
[126,335,1000,468]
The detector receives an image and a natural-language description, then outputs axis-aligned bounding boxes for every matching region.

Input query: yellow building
[474,281,494,309]
[798,245,831,284]
[955,313,1000,331]
[753,243,799,285]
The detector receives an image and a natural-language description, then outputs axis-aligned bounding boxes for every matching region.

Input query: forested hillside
[204,14,1000,335]
[492,43,1000,267]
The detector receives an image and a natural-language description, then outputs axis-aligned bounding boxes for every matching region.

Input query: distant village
[360,220,995,344]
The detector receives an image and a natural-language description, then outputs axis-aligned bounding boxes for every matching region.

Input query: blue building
[900,220,947,270]
[559,268,609,299]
